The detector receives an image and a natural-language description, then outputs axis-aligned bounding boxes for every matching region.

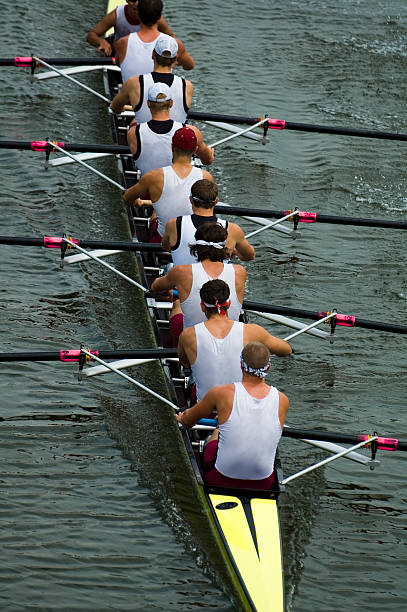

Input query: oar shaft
[215,205,407,230]
[0,236,164,251]
[188,111,407,142]
[242,300,407,334]
[0,140,129,154]
[0,348,177,363]
[283,120,407,142]
[0,57,116,66]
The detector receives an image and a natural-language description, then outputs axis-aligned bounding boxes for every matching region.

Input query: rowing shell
[101,2,285,609]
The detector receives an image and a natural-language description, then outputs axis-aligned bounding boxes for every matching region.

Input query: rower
[176,341,289,490]
[111,34,193,123]
[115,0,194,81]
[178,279,292,402]
[123,127,213,241]
[162,179,255,264]
[127,86,214,175]
[150,222,245,344]
[86,0,174,57]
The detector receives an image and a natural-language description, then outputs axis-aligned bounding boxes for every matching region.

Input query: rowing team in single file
[97,0,293,491]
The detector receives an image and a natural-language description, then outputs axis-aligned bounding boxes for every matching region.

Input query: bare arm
[122,174,152,205]
[229,222,255,261]
[111,77,140,114]
[161,218,177,252]
[175,38,195,70]
[177,329,193,367]
[188,125,214,166]
[157,17,174,36]
[278,391,289,428]
[86,12,116,56]
[114,36,128,66]
[248,324,292,356]
[184,80,194,109]
[175,386,220,426]
[127,122,138,154]
[150,267,178,294]
[234,265,247,303]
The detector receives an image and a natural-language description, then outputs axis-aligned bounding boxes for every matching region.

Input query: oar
[32,57,110,103]
[0,347,177,363]
[0,235,164,252]
[80,349,179,411]
[208,118,268,148]
[282,427,407,452]
[0,56,116,67]
[63,237,147,292]
[216,205,407,231]
[0,140,129,154]
[188,111,407,143]
[243,300,407,335]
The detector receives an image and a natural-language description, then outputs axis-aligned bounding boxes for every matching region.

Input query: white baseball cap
[154,34,178,59]
[147,82,172,102]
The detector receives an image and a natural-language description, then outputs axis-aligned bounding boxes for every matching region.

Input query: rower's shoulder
[141,167,164,186]
[170,263,190,279]
[202,170,214,181]
[179,324,196,342]
[233,262,247,276]
[227,221,244,236]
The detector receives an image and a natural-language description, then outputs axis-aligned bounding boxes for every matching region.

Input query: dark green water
[0,0,406,609]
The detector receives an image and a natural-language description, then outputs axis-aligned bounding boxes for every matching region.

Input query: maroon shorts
[169,312,183,345]
[203,440,275,490]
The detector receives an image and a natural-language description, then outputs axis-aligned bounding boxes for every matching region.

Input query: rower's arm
[175,387,219,427]
[157,17,174,36]
[86,11,116,56]
[127,122,138,154]
[253,324,292,356]
[189,125,214,165]
[111,77,140,114]
[114,36,128,66]
[278,391,289,428]
[161,218,176,252]
[229,222,255,261]
[122,175,150,205]
[177,330,191,367]
[150,267,178,293]
[175,38,195,70]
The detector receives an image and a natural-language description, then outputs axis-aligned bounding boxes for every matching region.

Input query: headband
[191,195,217,204]
[240,356,271,378]
[203,296,229,315]
[194,239,226,249]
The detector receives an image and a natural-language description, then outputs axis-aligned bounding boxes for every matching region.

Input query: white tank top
[216,382,282,480]
[134,73,188,124]
[171,216,227,267]
[192,321,244,401]
[114,5,140,41]
[134,120,183,175]
[154,166,201,236]
[120,32,165,82]
[180,262,242,329]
